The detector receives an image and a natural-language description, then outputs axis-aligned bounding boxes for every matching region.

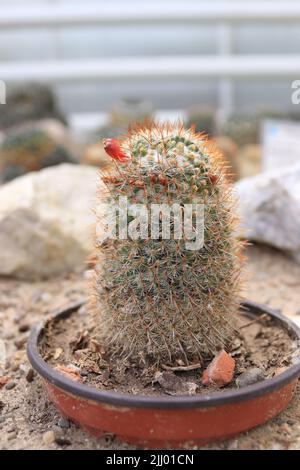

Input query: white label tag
[262,119,300,171]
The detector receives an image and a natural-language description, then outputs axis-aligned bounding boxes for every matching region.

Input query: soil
[40,302,299,397]
[1,244,300,449]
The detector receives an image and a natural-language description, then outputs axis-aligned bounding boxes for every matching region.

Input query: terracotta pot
[27,301,300,449]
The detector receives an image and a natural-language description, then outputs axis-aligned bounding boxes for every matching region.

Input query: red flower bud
[158,174,168,186]
[207,174,218,185]
[103,139,129,163]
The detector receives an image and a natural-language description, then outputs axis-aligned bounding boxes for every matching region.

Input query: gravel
[1,245,300,450]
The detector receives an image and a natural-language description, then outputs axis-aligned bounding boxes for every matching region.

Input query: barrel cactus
[92,123,243,366]
[221,114,259,147]
[0,127,74,182]
[0,83,67,130]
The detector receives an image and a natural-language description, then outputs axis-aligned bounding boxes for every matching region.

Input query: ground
[1,244,300,450]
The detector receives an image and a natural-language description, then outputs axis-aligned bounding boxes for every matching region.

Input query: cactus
[221,114,259,147]
[91,122,243,366]
[0,83,67,130]
[0,127,74,182]
[109,97,154,129]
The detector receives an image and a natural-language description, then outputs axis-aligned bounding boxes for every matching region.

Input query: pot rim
[27,300,300,410]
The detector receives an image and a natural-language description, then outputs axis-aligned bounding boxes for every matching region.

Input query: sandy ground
[1,244,300,450]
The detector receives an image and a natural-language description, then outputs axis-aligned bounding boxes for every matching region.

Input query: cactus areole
[92,123,243,366]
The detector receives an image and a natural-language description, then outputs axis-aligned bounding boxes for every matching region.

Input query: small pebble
[202,350,235,388]
[5,381,16,390]
[42,430,56,445]
[0,416,6,424]
[287,419,296,426]
[7,432,17,441]
[14,338,27,350]
[0,376,11,389]
[18,323,30,333]
[25,368,35,383]
[55,437,71,446]
[7,425,16,433]
[40,292,53,303]
[236,368,264,388]
[57,417,70,429]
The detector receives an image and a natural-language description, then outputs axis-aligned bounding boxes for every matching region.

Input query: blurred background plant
[1,0,300,183]
[2,3,300,451]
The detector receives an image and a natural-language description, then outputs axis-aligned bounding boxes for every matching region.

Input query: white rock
[0,164,100,279]
[236,163,300,262]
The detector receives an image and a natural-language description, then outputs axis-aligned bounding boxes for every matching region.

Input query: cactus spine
[92,123,243,366]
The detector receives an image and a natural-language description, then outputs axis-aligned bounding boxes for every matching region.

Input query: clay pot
[27,301,300,449]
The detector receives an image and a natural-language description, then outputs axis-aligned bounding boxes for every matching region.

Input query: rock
[18,323,30,333]
[0,164,100,279]
[5,381,16,390]
[236,368,264,388]
[55,437,72,447]
[14,338,27,350]
[201,350,235,388]
[236,163,300,263]
[7,425,16,433]
[154,371,198,396]
[7,432,17,441]
[57,417,70,429]
[42,430,56,445]
[0,376,10,389]
[25,368,35,383]
[40,292,53,303]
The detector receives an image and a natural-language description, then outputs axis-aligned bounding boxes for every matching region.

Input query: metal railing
[0,2,300,119]
[1,3,300,27]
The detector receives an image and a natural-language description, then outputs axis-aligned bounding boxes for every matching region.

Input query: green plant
[221,114,259,147]
[0,127,74,181]
[0,83,67,130]
[92,123,243,366]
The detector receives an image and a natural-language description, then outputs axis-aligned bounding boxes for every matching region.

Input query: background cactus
[92,123,243,366]
[0,127,74,182]
[0,83,67,130]
[221,114,259,147]
[186,105,217,137]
